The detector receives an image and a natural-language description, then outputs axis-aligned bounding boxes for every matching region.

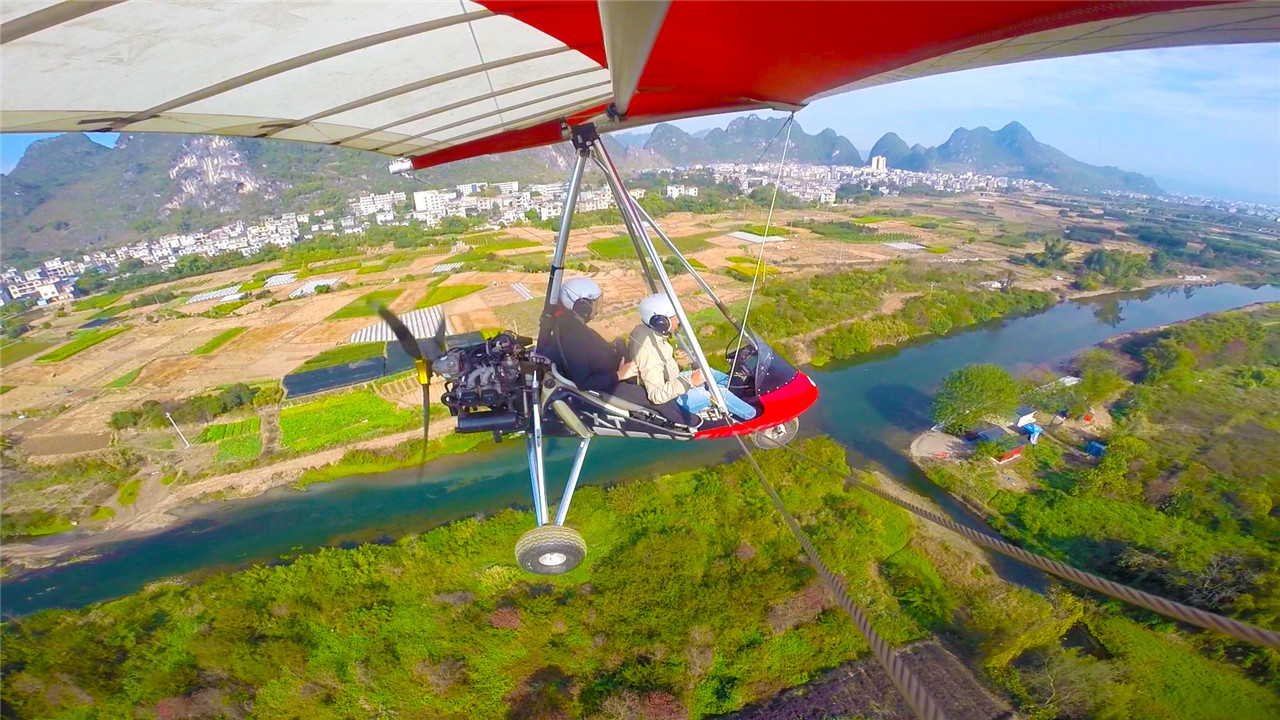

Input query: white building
[870,156,888,172]
[413,189,452,214]
[493,181,519,194]
[665,184,699,199]
[351,190,406,217]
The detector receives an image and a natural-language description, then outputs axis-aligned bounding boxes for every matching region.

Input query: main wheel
[751,418,799,449]
[515,524,587,575]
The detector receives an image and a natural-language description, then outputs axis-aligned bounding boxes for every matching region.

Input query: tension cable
[733,435,947,720]
[776,444,1280,649]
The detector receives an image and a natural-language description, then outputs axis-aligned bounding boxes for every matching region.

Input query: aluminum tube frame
[591,138,732,416]
[591,154,658,294]
[527,400,549,526]
[633,201,742,332]
[543,150,589,312]
[554,437,591,526]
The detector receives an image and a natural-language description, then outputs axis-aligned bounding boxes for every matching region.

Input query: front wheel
[515,524,587,575]
[751,418,799,449]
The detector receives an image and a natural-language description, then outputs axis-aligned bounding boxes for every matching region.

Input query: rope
[733,436,947,720]
[729,114,794,379]
[777,444,1280,649]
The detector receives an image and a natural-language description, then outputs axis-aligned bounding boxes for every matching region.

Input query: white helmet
[560,276,602,320]
[639,293,678,335]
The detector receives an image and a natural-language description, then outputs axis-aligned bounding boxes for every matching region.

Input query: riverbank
[1,417,470,571]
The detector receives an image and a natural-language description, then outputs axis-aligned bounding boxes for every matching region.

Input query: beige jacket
[628,323,692,404]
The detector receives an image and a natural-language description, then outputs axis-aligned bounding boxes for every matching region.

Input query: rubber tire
[515,524,587,575]
[752,418,799,449]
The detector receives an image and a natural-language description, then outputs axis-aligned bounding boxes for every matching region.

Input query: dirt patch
[910,430,970,462]
[21,432,112,458]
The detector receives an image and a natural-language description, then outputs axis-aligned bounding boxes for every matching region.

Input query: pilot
[629,293,758,422]
[546,277,635,392]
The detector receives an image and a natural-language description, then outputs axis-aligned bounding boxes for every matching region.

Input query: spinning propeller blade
[375,305,437,472]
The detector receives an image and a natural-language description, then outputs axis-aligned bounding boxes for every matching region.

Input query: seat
[546,364,652,415]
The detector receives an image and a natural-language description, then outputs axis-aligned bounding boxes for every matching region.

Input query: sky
[2,43,1277,204]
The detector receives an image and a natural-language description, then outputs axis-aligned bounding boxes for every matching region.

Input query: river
[4,282,1277,617]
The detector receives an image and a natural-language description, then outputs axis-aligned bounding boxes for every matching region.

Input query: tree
[931,364,1019,432]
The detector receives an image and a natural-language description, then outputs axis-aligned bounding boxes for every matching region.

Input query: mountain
[866,132,912,168]
[644,115,861,166]
[865,122,1161,193]
[1,133,570,256]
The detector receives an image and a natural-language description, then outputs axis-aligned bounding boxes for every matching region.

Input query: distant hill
[644,115,862,166]
[0,133,570,257]
[2,118,1158,259]
[864,122,1161,194]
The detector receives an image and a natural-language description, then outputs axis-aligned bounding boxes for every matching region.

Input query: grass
[214,435,262,464]
[72,293,123,311]
[195,417,261,444]
[588,232,715,260]
[416,284,484,309]
[295,342,385,372]
[293,433,489,489]
[190,327,246,355]
[88,304,130,321]
[794,221,880,242]
[116,479,141,506]
[739,224,790,237]
[239,279,265,291]
[106,368,140,388]
[299,259,362,278]
[445,237,539,263]
[356,262,389,275]
[90,506,116,522]
[0,339,53,366]
[279,390,420,452]
[727,263,777,281]
[0,385,14,395]
[35,327,128,364]
[326,289,404,319]
[197,301,249,318]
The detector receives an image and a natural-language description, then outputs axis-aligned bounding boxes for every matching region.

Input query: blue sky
[2,44,1277,203]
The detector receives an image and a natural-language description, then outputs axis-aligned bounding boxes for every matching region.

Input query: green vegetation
[35,327,128,363]
[72,293,123,311]
[129,290,176,309]
[196,301,249,319]
[814,285,1055,363]
[0,385,14,395]
[589,232,715,260]
[293,432,488,489]
[326,288,404,319]
[924,306,1280,718]
[295,342,385,372]
[0,338,53,365]
[446,238,539,264]
[1,450,140,538]
[213,435,262,464]
[90,506,115,522]
[299,258,362,278]
[279,390,420,452]
[739,223,789,237]
[189,327,247,355]
[87,304,130,321]
[195,417,260,444]
[111,383,260,430]
[105,367,141,388]
[416,283,484,309]
[116,479,141,506]
[931,364,1019,432]
[791,220,879,241]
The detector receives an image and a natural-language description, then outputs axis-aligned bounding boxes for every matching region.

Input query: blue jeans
[676,369,758,421]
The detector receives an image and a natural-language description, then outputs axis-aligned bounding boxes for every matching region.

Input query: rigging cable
[729,114,794,378]
[732,435,947,720]
[774,443,1280,649]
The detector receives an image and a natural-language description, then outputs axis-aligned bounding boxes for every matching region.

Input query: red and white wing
[1,1,1276,169]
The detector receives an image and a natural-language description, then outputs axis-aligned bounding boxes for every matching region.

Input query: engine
[435,331,533,434]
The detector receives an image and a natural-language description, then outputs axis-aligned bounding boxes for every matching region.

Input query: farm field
[295,342,385,372]
[190,327,247,355]
[72,293,123,311]
[416,283,484,309]
[195,417,261,444]
[0,338,53,366]
[279,390,420,452]
[326,289,404,319]
[35,327,129,364]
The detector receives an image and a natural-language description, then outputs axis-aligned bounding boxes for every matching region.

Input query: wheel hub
[538,552,567,566]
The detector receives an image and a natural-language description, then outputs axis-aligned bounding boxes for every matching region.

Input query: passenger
[545,277,635,392]
[629,293,758,422]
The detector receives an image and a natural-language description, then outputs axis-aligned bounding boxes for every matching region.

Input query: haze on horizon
[2,43,1277,205]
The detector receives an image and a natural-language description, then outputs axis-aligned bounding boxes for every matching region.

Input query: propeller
[376,305,447,475]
